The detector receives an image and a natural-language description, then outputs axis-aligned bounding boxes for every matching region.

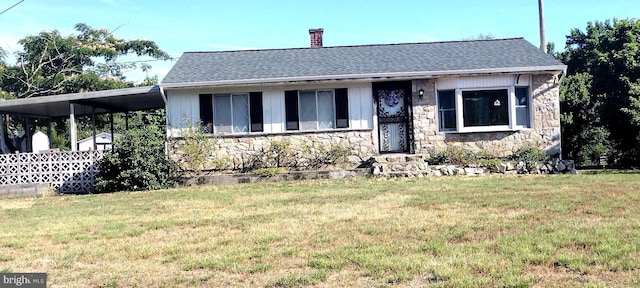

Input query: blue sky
[1,0,639,83]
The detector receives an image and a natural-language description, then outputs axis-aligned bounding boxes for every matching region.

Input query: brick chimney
[309,28,324,48]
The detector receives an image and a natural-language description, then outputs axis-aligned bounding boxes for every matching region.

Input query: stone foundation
[364,157,577,177]
[369,154,430,177]
[171,130,376,171]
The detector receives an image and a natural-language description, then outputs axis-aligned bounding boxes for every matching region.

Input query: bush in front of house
[427,143,548,171]
[243,139,353,173]
[426,145,478,166]
[95,125,179,193]
[173,120,217,176]
[508,142,548,172]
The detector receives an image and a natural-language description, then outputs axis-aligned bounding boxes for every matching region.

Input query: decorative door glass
[377,89,407,152]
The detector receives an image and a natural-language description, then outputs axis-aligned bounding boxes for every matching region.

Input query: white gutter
[161,65,567,89]
[558,66,568,84]
[158,85,167,105]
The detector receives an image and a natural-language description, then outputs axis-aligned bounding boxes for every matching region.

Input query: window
[285,88,349,131]
[199,94,214,133]
[462,89,508,127]
[515,87,530,127]
[438,90,456,131]
[437,86,531,132]
[199,92,263,134]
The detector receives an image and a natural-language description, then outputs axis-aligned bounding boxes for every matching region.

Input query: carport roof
[0,85,164,118]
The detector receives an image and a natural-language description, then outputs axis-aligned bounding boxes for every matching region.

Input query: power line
[0,0,24,16]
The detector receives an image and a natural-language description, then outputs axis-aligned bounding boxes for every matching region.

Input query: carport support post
[92,107,97,151]
[70,103,77,151]
[109,112,114,146]
[47,118,52,150]
[0,114,10,153]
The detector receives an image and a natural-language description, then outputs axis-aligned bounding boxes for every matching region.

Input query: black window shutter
[249,92,263,132]
[285,90,299,130]
[335,88,349,128]
[199,94,213,133]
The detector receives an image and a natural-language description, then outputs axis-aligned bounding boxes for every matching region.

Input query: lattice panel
[0,151,105,194]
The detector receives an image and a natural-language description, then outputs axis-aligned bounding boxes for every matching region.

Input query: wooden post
[47,118,53,150]
[0,114,10,153]
[70,104,77,151]
[92,107,97,151]
[110,112,114,150]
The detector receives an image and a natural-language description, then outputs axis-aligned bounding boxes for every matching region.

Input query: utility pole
[539,0,547,53]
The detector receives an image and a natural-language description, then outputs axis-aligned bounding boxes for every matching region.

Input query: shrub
[509,142,547,171]
[303,142,354,170]
[253,167,287,177]
[173,120,216,176]
[244,140,353,172]
[427,146,478,165]
[244,140,296,172]
[95,125,178,193]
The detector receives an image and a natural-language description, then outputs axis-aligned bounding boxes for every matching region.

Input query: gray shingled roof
[162,38,565,87]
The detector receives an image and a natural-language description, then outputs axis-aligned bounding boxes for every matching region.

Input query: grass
[1,174,640,287]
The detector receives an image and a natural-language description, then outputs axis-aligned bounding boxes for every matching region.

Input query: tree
[559,73,610,165]
[0,23,172,152]
[559,18,640,165]
[1,23,171,98]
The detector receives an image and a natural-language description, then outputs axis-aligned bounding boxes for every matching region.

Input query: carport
[0,85,165,152]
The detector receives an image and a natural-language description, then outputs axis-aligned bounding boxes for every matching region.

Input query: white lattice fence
[0,151,105,193]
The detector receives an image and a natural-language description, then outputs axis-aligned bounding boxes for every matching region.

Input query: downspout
[159,85,168,105]
[158,85,171,157]
[557,67,567,160]
[159,85,169,136]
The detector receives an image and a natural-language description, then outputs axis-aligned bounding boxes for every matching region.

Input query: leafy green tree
[0,23,171,152]
[559,18,640,165]
[559,73,610,165]
[1,23,171,98]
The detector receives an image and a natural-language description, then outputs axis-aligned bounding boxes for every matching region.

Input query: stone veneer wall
[411,74,562,157]
[171,130,376,171]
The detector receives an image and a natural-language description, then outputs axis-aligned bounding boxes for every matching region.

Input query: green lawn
[1,174,639,287]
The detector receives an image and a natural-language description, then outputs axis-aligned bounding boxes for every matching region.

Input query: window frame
[436,85,533,133]
[437,89,457,131]
[206,92,263,135]
[285,88,349,131]
[514,86,531,129]
[213,93,250,134]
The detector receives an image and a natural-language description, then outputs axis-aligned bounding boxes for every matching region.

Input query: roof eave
[161,65,567,89]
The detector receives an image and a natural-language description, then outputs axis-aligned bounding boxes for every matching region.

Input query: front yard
[1,174,639,287]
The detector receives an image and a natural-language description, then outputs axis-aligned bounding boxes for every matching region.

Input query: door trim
[372,81,413,153]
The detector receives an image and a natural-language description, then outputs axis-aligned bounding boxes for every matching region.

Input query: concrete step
[0,183,50,198]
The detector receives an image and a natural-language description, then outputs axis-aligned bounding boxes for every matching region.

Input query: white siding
[165,83,373,137]
[348,85,373,129]
[263,90,285,133]
[437,74,530,90]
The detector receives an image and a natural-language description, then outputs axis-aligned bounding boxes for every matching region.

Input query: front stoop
[369,154,430,177]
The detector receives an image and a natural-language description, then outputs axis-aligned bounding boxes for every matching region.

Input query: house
[162,29,566,170]
[78,132,117,151]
